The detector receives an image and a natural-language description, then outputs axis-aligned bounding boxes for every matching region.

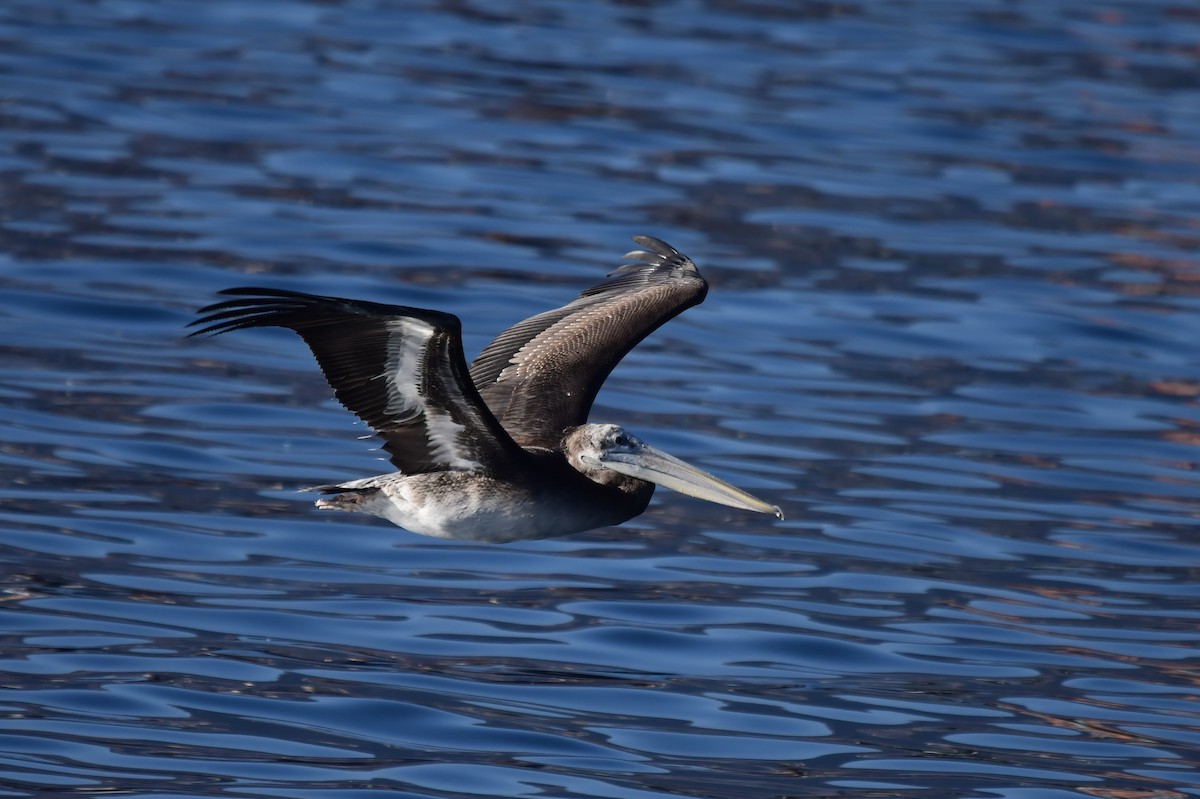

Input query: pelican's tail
[302,479,382,513]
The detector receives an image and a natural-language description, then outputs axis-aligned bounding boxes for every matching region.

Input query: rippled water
[3,1,1200,797]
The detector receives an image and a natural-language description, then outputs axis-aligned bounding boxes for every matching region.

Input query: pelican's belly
[364,473,580,543]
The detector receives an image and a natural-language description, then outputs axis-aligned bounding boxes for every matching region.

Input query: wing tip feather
[606,234,701,283]
[187,289,319,338]
[629,234,677,256]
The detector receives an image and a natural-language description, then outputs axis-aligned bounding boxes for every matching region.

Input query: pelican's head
[565,423,783,519]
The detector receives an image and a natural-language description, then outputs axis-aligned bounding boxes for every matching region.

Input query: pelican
[189,235,782,542]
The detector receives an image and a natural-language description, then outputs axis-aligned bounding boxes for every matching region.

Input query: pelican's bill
[593,440,784,520]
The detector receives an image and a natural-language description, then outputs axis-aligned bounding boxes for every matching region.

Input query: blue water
[2,1,1200,797]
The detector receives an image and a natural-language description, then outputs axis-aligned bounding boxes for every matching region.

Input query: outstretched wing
[468,235,708,448]
[189,288,525,475]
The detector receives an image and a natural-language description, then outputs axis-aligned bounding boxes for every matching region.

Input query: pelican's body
[313,428,652,542]
[191,236,782,542]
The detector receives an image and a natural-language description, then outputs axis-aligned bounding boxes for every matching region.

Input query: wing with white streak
[190,288,524,475]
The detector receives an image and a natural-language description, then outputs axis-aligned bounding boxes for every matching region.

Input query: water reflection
[2,0,1200,797]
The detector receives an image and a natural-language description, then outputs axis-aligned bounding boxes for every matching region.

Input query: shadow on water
[1,1,1199,797]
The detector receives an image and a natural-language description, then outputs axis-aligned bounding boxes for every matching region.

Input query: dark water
[2,1,1199,797]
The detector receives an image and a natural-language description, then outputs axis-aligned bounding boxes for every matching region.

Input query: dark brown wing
[468,236,708,448]
[189,288,525,475]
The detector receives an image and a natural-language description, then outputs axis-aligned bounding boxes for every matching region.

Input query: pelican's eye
[613,432,631,447]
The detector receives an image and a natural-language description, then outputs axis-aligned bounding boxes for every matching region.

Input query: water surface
[2,1,1199,797]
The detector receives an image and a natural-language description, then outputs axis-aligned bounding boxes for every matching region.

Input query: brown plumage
[189,236,781,541]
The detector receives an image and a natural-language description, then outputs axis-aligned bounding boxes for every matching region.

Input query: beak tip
[771,505,785,521]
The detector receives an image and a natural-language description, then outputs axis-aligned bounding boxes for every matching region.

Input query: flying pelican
[190,235,782,542]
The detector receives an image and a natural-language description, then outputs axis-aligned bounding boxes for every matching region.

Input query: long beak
[600,442,784,520]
